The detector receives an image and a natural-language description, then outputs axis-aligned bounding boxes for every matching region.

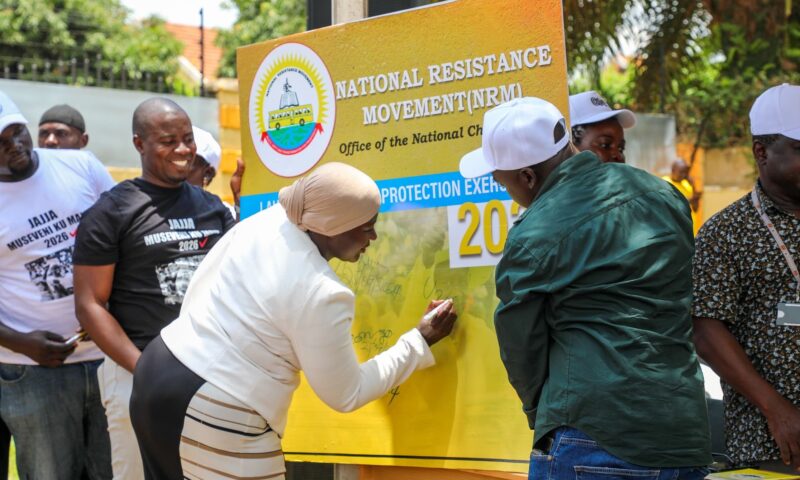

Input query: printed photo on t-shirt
[155,254,205,305]
[25,246,74,301]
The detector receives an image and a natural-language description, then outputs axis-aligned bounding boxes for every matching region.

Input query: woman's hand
[417,299,457,346]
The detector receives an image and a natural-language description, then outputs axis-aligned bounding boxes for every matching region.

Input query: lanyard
[751,188,800,301]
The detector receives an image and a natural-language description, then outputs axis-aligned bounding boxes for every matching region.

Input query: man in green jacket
[459,97,711,479]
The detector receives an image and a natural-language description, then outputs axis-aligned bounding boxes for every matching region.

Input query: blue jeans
[530,427,708,480]
[0,360,112,479]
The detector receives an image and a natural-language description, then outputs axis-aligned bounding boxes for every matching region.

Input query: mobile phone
[65,331,88,346]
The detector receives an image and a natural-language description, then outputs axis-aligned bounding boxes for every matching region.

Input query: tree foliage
[564,0,800,149]
[104,17,183,76]
[216,0,306,78]
[0,0,182,81]
[564,0,633,96]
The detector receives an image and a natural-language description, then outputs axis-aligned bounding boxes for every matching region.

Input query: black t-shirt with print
[74,178,235,350]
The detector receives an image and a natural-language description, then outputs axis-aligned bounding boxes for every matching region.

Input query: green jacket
[495,151,711,467]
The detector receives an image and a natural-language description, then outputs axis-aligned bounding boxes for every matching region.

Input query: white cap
[459,97,570,178]
[192,126,221,171]
[0,90,28,133]
[750,83,800,141]
[569,90,636,129]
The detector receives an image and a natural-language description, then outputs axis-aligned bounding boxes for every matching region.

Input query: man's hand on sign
[764,393,800,470]
[417,299,457,346]
[229,157,245,221]
[230,158,245,205]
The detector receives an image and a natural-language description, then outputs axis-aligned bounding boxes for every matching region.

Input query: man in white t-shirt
[0,90,114,479]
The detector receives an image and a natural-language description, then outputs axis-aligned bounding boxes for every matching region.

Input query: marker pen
[423,298,453,322]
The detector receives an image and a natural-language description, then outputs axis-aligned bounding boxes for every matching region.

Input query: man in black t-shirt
[73,98,234,480]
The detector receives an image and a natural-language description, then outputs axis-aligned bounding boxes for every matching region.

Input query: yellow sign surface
[237,0,567,472]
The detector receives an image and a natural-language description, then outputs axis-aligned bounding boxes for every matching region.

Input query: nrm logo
[268,80,314,131]
[249,43,336,177]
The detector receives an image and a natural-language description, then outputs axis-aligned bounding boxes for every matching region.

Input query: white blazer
[161,205,434,435]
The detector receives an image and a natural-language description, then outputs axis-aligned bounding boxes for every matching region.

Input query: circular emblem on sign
[249,43,335,177]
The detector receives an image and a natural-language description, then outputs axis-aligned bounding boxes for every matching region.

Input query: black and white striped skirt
[131,336,286,480]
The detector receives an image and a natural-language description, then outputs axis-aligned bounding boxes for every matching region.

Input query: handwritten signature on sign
[352,328,401,405]
[352,328,393,357]
[334,256,402,299]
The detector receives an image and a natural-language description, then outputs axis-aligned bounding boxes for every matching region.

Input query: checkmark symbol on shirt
[199,237,209,248]
[69,229,77,237]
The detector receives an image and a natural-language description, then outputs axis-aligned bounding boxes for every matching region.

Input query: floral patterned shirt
[693,182,800,466]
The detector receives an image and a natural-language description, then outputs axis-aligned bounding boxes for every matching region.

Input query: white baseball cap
[750,83,800,141]
[192,126,221,171]
[0,90,28,133]
[569,91,636,129]
[459,97,570,179]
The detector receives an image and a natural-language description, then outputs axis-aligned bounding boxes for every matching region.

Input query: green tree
[216,0,306,78]
[677,24,782,151]
[0,0,124,61]
[564,0,633,100]
[564,0,800,151]
[0,0,182,86]
[103,16,183,80]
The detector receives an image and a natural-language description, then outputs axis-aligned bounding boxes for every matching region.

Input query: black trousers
[130,335,205,480]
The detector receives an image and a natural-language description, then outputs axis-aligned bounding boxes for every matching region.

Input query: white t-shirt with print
[0,148,115,364]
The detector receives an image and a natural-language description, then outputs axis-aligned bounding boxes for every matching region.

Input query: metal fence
[0,78,219,168]
[0,55,210,97]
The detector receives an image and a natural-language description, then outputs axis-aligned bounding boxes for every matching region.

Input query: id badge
[776,303,800,326]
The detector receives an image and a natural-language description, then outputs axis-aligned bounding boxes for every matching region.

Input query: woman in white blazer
[129,162,457,480]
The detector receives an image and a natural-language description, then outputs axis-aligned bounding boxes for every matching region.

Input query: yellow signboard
[237,0,567,472]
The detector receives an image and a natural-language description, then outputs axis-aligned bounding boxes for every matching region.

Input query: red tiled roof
[164,22,224,80]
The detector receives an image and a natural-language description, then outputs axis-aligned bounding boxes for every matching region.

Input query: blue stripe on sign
[241,192,279,218]
[240,171,509,219]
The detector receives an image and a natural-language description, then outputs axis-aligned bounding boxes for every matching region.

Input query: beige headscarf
[279,162,381,236]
